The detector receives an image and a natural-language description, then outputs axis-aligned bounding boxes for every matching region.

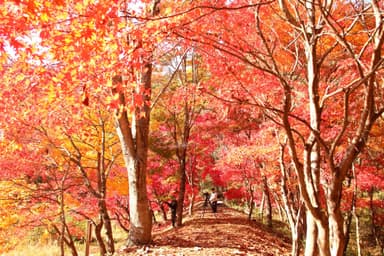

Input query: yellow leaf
[52,76,60,83]
[16,74,24,82]
[64,37,72,44]
[40,13,49,22]
[106,79,112,88]
[47,90,56,102]
[164,7,172,15]
[118,22,127,30]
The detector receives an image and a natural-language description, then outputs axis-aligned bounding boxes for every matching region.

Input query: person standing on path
[209,188,218,213]
[165,197,178,227]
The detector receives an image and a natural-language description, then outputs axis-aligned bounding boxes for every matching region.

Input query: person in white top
[209,188,218,213]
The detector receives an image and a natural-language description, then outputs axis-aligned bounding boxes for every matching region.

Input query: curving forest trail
[117,205,292,256]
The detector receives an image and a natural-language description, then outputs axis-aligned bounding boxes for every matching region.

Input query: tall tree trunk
[113,0,162,245]
[351,165,361,256]
[273,192,284,222]
[188,192,195,216]
[98,141,114,255]
[293,205,305,256]
[317,219,331,256]
[59,189,65,256]
[369,187,382,249]
[57,178,78,256]
[247,186,255,221]
[94,219,107,256]
[304,213,318,256]
[328,181,346,256]
[174,54,194,226]
[166,48,201,226]
[259,192,265,220]
[53,220,79,256]
[353,209,361,256]
[343,191,354,255]
[176,151,187,226]
[114,62,153,246]
[66,225,79,256]
[262,176,272,227]
[279,140,304,256]
[186,155,195,216]
[99,199,114,254]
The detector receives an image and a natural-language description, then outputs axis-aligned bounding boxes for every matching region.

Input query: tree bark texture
[277,1,384,255]
[262,176,272,227]
[114,62,153,246]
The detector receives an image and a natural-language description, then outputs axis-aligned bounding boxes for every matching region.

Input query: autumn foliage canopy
[1,0,384,255]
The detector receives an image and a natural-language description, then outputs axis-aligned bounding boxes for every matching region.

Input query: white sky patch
[2,40,16,60]
[126,0,146,15]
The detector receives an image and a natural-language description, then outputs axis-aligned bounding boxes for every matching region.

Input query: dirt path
[117,205,292,256]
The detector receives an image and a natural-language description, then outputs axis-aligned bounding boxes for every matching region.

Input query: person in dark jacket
[165,197,178,227]
[203,192,210,207]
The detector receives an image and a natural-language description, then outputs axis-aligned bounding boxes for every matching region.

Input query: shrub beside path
[117,204,292,256]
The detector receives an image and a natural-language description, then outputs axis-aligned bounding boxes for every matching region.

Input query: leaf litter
[116,204,292,256]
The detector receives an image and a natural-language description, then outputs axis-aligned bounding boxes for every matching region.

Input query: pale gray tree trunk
[277,1,384,255]
[279,140,304,256]
[262,176,272,227]
[114,62,153,245]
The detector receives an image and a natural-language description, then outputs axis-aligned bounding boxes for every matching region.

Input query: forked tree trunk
[114,62,153,246]
[173,54,195,227]
[277,1,384,255]
[113,1,162,245]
